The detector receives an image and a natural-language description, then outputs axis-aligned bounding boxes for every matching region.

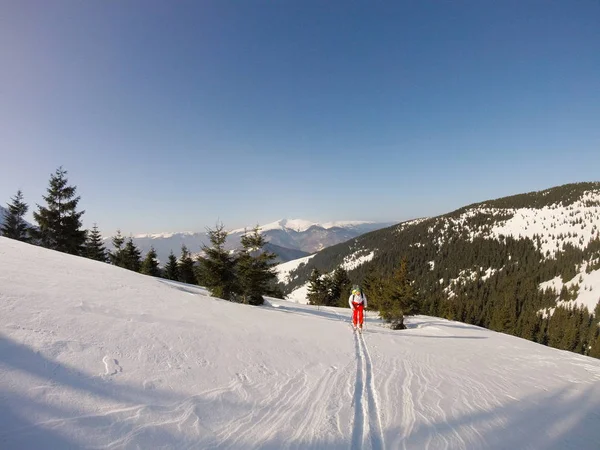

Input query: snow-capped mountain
[2,237,600,449]
[114,219,395,264]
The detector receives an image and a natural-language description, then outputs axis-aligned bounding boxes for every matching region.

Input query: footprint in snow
[102,356,123,377]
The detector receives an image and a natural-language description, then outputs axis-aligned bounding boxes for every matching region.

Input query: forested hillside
[282,182,600,357]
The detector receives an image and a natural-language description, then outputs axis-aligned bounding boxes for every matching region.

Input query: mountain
[2,237,600,448]
[280,182,600,355]
[113,219,395,265]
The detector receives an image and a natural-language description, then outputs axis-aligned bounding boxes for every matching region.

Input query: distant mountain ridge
[110,219,396,265]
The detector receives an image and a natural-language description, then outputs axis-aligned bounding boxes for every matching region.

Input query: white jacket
[349,293,367,309]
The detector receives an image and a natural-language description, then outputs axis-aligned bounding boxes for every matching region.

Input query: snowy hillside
[2,237,600,449]
[430,190,600,258]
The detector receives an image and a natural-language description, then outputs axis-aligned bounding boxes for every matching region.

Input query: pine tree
[379,259,418,330]
[163,251,180,280]
[109,230,126,267]
[122,238,142,272]
[84,223,108,262]
[33,167,86,254]
[178,245,196,284]
[307,268,328,308]
[362,266,383,311]
[237,227,278,305]
[140,246,161,277]
[198,224,236,300]
[1,190,30,242]
[330,267,351,307]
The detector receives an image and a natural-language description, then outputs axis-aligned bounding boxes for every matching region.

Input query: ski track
[351,330,385,450]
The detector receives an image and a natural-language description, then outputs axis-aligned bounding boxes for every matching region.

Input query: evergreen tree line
[1,168,280,305]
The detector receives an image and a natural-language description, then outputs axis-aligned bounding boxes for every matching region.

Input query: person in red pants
[348,286,367,330]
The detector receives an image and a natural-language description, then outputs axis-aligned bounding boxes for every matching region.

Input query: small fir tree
[178,245,196,284]
[122,238,142,272]
[330,267,351,307]
[84,223,108,262]
[141,246,161,277]
[379,259,418,330]
[163,251,180,280]
[33,167,86,254]
[198,223,237,300]
[307,268,328,308]
[1,190,30,242]
[362,266,383,311]
[109,230,126,267]
[237,227,278,305]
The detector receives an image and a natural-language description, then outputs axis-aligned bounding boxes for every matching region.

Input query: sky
[1,0,599,236]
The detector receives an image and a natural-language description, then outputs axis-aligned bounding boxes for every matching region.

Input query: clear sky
[1,1,599,236]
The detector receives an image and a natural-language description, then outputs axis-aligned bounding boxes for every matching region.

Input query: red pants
[352,302,364,326]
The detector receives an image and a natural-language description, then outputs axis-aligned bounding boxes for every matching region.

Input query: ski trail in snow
[360,332,385,450]
[351,330,385,450]
[351,332,366,450]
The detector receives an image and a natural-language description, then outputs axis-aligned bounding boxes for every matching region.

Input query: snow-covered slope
[431,190,600,258]
[2,237,600,449]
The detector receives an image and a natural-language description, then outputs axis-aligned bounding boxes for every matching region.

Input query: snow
[231,219,379,235]
[433,190,600,258]
[321,221,373,229]
[341,251,376,272]
[539,262,600,313]
[230,219,318,234]
[285,282,311,304]
[2,236,600,449]
[275,254,316,284]
[133,231,196,239]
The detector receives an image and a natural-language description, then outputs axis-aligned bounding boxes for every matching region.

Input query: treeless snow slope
[1,237,600,449]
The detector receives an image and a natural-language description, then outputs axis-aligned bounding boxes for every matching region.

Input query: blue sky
[1,1,599,235]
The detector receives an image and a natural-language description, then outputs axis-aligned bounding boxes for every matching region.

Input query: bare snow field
[1,237,600,449]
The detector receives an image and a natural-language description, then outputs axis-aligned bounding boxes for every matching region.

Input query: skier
[349,286,367,331]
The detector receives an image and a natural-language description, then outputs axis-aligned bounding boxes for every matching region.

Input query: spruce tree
[307,268,328,308]
[84,223,108,262]
[122,238,142,272]
[141,246,161,277]
[163,251,180,280]
[379,259,418,330]
[178,245,196,284]
[237,227,278,305]
[109,230,126,267]
[362,266,383,311]
[330,267,351,307]
[33,167,86,254]
[197,224,236,300]
[1,190,30,242]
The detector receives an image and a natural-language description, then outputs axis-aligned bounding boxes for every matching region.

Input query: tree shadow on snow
[0,334,352,449]
[384,384,600,449]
